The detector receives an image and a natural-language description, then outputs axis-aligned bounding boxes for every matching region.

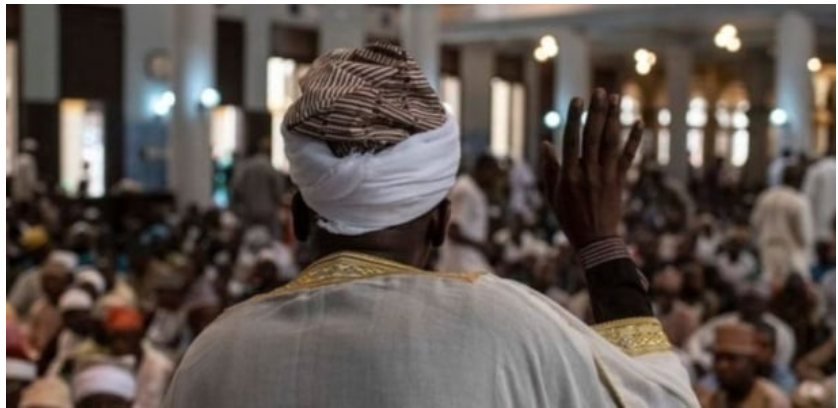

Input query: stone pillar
[553,29,591,149]
[21,5,59,102]
[318,5,365,53]
[524,57,542,164]
[665,46,692,184]
[744,52,773,188]
[400,5,440,90]
[170,4,215,208]
[775,11,815,155]
[459,43,494,163]
[124,5,175,189]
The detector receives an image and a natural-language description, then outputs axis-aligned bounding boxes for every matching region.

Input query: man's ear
[291,192,311,242]
[429,199,451,248]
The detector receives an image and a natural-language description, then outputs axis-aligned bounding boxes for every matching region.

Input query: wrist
[577,237,630,270]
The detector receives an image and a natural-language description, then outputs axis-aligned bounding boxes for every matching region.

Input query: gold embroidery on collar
[592,317,671,356]
[259,252,482,299]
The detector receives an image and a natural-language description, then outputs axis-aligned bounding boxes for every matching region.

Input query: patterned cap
[284,42,446,157]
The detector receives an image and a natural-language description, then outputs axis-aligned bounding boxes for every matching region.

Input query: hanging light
[714,24,742,53]
[808,57,823,73]
[200,88,221,109]
[151,91,176,117]
[543,111,561,129]
[769,108,788,126]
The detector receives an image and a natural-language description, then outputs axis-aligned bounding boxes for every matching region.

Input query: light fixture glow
[658,109,672,127]
[151,90,176,117]
[544,111,561,129]
[200,88,221,109]
[770,108,788,126]
[808,57,823,73]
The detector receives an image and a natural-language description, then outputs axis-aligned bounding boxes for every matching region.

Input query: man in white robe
[164,43,698,408]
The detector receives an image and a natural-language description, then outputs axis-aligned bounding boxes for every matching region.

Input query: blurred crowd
[6,145,836,407]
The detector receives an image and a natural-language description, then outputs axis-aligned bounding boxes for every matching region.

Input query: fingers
[582,89,608,170]
[600,94,622,171]
[618,121,644,173]
[540,141,560,204]
[562,98,583,176]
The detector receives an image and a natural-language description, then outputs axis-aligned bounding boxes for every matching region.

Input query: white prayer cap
[7,358,37,381]
[284,116,460,236]
[72,364,137,403]
[19,377,72,408]
[46,250,79,272]
[76,268,106,296]
[59,288,94,312]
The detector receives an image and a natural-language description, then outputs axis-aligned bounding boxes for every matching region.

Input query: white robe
[165,252,697,407]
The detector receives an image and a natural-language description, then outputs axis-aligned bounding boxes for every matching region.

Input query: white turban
[72,364,137,402]
[284,115,460,235]
[58,288,94,312]
[7,358,37,381]
[47,250,79,272]
[76,268,106,296]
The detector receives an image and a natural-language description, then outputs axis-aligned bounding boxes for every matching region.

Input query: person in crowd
[651,263,701,348]
[714,226,758,292]
[9,244,66,320]
[76,267,107,301]
[767,148,794,187]
[13,138,41,203]
[8,322,38,408]
[27,252,76,356]
[801,146,835,246]
[41,287,100,376]
[751,166,814,288]
[696,323,790,408]
[96,256,139,312]
[752,320,797,394]
[231,138,285,236]
[72,363,137,408]
[794,334,836,383]
[105,307,174,408]
[163,44,696,406]
[144,269,190,360]
[686,282,795,375]
[437,153,501,274]
[19,376,73,408]
[693,213,722,267]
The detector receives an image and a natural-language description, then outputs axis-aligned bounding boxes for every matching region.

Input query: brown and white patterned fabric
[284,42,446,157]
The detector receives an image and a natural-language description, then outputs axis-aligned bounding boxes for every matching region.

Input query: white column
[244,5,271,111]
[665,46,692,184]
[459,43,494,162]
[400,5,440,90]
[553,29,590,147]
[124,5,175,188]
[776,11,815,155]
[318,5,365,53]
[170,5,215,208]
[22,4,59,102]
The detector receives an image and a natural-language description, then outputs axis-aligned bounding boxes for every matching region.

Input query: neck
[309,229,429,269]
[726,380,756,403]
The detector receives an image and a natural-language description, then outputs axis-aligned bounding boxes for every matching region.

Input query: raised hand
[541,89,643,249]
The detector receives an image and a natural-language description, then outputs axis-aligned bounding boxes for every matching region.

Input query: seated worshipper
[651,264,701,348]
[96,256,138,311]
[493,214,557,284]
[144,269,190,359]
[697,320,797,396]
[41,287,102,376]
[686,282,795,375]
[714,227,758,293]
[27,251,75,356]
[696,324,791,408]
[8,225,52,318]
[105,307,174,408]
[19,376,73,408]
[436,153,502,274]
[8,322,38,408]
[794,334,836,383]
[792,377,836,408]
[693,213,723,267]
[72,363,137,408]
[76,267,107,301]
[164,44,698,407]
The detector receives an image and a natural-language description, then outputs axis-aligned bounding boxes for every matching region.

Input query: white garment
[802,157,836,241]
[134,344,175,408]
[694,233,722,266]
[751,186,814,284]
[437,175,493,273]
[283,115,461,236]
[165,255,697,407]
[715,251,758,290]
[13,152,39,202]
[685,312,796,371]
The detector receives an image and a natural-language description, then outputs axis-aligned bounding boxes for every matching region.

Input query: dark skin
[293,89,643,272]
[77,394,132,408]
[714,351,758,403]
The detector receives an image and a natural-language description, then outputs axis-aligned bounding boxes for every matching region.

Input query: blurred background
[5,5,837,408]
